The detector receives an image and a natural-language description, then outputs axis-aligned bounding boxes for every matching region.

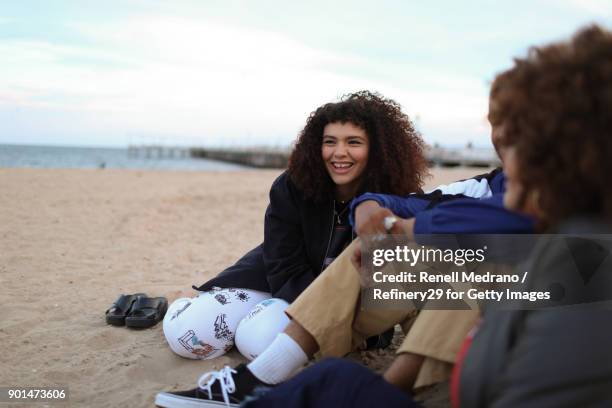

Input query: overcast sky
[1,0,611,148]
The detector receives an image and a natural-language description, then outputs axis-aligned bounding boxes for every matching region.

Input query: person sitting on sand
[162,90,430,361]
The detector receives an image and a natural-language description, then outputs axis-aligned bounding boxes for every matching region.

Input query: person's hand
[351,242,363,271]
[354,200,384,236]
[395,217,416,241]
[355,205,395,236]
[351,208,416,287]
[351,241,376,287]
[354,200,417,239]
[357,206,415,238]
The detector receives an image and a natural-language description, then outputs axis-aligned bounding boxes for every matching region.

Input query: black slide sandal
[125,296,168,328]
[105,293,147,326]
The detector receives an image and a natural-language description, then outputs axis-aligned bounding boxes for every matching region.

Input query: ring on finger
[384,216,398,232]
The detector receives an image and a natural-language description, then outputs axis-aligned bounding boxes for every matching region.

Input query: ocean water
[0,144,249,171]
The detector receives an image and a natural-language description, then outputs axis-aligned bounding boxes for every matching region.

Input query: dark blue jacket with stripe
[349,167,533,235]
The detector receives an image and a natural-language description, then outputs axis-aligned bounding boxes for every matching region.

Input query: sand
[0,166,482,407]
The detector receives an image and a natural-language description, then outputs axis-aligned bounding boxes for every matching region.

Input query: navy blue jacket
[349,168,534,235]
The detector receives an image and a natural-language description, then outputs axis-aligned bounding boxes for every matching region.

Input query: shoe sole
[155,392,239,408]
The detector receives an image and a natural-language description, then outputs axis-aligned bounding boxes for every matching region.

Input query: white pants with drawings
[163,288,286,360]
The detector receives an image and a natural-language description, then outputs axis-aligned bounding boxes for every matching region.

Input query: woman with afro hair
[162,90,429,362]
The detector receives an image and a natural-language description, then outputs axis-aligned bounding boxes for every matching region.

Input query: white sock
[247,333,308,384]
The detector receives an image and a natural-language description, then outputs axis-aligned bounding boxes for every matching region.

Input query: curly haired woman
[162,90,429,361]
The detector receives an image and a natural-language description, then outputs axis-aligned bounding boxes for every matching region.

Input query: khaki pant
[286,240,479,388]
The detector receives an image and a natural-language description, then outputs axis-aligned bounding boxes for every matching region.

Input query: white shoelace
[197,366,238,407]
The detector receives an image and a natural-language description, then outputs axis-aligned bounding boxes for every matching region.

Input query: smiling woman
[289,90,428,203]
[321,122,370,201]
[163,90,429,363]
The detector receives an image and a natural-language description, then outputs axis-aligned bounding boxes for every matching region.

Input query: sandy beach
[0,166,481,407]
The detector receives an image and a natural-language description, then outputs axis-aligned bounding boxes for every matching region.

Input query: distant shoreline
[0,144,249,171]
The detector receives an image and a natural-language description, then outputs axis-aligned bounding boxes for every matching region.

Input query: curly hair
[288,90,429,201]
[491,25,612,224]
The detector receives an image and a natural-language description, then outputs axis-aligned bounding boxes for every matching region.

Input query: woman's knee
[162,288,270,360]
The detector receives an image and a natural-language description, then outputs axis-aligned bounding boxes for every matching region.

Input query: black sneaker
[155,364,269,408]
